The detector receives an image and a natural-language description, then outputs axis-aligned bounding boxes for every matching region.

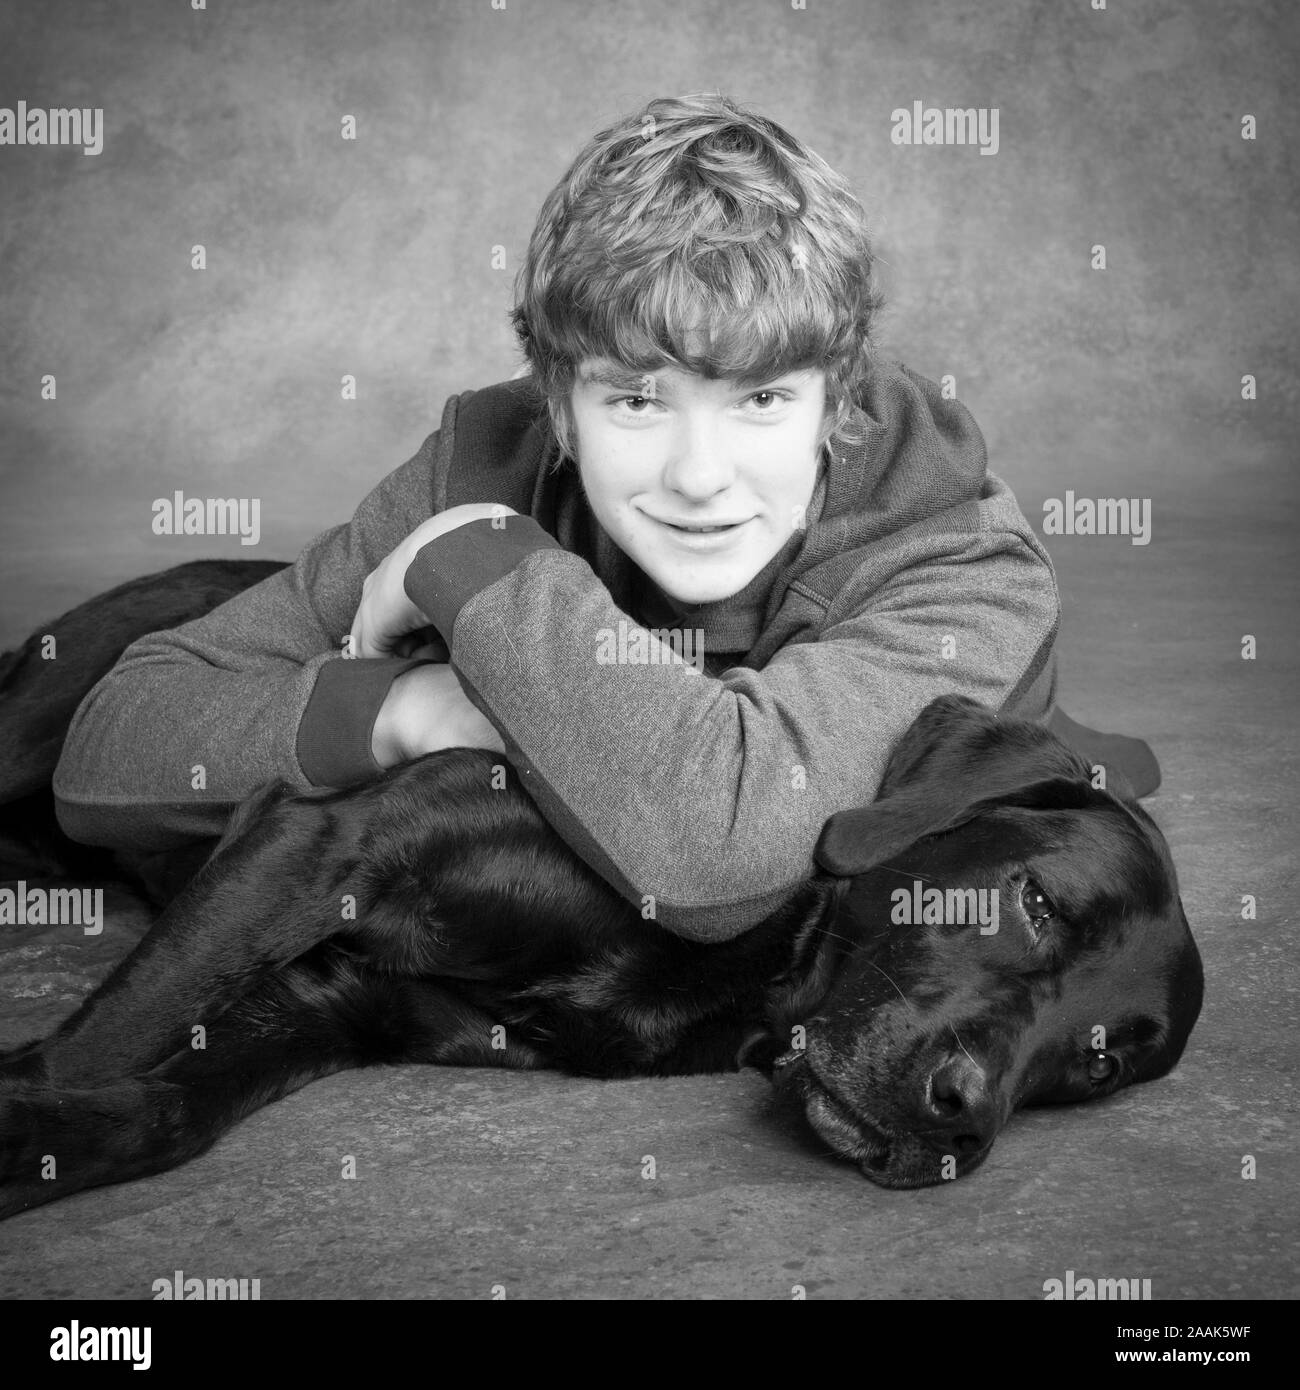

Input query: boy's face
[569,359,827,607]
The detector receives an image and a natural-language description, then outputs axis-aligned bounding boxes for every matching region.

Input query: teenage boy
[53,94,1156,943]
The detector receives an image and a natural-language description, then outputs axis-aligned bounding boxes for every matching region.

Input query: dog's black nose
[920,1053,1000,1154]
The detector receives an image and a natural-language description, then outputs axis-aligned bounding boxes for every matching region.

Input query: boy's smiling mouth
[654,515,754,533]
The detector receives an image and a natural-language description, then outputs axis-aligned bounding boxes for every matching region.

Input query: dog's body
[0,562,1203,1218]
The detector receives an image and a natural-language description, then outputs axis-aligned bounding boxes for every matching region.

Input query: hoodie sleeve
[402,506,1060,943]
[52,408,463,851]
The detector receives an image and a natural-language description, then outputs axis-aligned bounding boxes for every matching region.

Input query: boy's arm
[400,511,1059,943]
[52,414,471,850]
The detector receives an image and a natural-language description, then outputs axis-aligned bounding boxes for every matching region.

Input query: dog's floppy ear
[816,776,1098,877]
[815,695,1098,878]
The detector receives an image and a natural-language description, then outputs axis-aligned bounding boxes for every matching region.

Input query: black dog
[0,562,1204,1217]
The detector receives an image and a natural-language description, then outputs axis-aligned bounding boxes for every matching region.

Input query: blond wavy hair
[509,93,885,465]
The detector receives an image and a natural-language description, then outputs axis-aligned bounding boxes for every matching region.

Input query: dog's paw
[0,1088,127,1218]
[0,1093,48,1187]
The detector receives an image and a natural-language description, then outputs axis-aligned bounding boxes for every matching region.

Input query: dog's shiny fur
[0,562,1203,1218]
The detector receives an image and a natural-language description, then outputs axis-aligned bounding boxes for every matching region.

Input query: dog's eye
[1087,1051,1118,1084]
[1020,881,1056,925]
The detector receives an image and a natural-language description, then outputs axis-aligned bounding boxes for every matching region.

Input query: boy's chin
[638,554,772,609]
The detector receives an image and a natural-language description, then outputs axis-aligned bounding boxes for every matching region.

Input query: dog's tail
[0,559,286,880]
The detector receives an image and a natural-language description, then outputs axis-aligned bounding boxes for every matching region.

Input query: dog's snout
[920,1053,1000,1154]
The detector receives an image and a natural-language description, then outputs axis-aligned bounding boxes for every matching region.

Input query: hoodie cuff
[404,515,566,646]
[297,656,432,787]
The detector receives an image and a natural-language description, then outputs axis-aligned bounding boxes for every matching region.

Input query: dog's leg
[0,775,360,1089]
[0,954,367,1219]
[0,946,545,1219]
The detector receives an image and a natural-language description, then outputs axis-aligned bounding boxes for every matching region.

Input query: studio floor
[0,495,1296,1302]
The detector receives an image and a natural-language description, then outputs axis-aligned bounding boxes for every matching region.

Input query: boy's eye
[607,388,789,413]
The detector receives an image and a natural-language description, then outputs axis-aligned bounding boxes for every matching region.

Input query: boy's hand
[349,504,517,659]
[372,663,506,767]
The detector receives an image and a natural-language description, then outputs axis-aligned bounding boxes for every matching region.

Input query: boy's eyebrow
[579,364,651,389]
[577,363,817,390]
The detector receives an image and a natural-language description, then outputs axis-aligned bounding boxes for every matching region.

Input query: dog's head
[770,694,1204,1188]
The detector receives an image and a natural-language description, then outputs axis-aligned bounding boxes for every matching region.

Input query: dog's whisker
[864,959,914,1011]
[876,863,939,885]
[949,1024,978,1070]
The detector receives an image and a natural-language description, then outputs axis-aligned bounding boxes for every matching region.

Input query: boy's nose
[661,426,737,498]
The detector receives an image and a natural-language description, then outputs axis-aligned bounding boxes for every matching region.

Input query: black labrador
[0,561,1204,1218]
